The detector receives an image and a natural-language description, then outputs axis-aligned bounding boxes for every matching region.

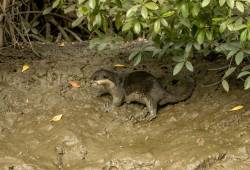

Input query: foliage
[3,0,250,91]
[49,0,250,90]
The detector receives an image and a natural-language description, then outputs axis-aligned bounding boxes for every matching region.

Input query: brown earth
[0,42,250,170]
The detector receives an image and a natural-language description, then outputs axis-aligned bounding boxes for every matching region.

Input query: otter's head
[90,69,117,88]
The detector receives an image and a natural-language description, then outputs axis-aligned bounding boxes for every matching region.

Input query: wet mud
[0,42,250,170]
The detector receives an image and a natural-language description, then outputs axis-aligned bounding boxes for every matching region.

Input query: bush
[50,0,250,90]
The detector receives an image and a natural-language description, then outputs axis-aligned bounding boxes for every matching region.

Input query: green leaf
[244,76,250,90]
[179,18,191,28]
[191,4,200,16]
[222,79,229,92]
[154,19,161,33]
[145,2,159,10]
[126,6,138,17]
[227,23,246,31]
[193,43,201,50]
[202,0,211,7]
[219,21,227,33]
[52,0,60,8]
[160,18,168,27]
[122,22,132,32]
[129,51,140,61]
[93,13,102,26]
[143,46,156,52]
[115,13,122,30]
[185,43,192,54]
[237,71,250,79]
[64,5,76,14]
[240,29,248,42]
[235,51,244,65]
[134,22,141,34]
[242,65,250,71]
[226,50,238,60]
[236,1,244,13]
[181,4,189,18]
[133,53,142,66]
[89,0,96,9]
[72,16,84,27]
[78,0,87,4]
[115,0,122,7]
[173,62,184,75]
[141,6,148,19]
[197,30,205,44]
[223,67,236,79]
[102,18,108,32]
[248,31,250,41]
[162,11,175,17]
[78,6,88,15]
[172,56,184,62]
[43,7,53,15]
[219,0,226,6]
[185,61,194,72]
[206,31,213,41]
[226,0,235,9]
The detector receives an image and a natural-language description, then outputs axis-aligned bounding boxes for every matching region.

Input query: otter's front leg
[144,97,157,121]
[103,95,123,113]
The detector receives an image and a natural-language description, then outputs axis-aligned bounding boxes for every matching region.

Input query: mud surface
[0,42,250,170]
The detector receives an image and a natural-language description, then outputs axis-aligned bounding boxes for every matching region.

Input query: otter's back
[123,71,158,95]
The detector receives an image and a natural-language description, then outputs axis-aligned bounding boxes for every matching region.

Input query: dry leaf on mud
[58,42,65,47]
[230,105,244,111]
[69,81,80,88]
[22,64,29,72]
[51,114,63,122]
[114,64,126,68]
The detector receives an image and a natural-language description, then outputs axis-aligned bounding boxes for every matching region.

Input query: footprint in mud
[55,143,87,169]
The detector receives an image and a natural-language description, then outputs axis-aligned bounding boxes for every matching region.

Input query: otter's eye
[103,75,108,79]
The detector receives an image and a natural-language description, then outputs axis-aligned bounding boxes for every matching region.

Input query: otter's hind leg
[112,96,123,107]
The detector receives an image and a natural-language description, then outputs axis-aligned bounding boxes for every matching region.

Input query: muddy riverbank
[0,42,249,170]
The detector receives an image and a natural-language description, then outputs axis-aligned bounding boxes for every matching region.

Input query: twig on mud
[48,17,71,41]
[8,11,73,22]
[18,10,41,57]
[64,27,83,42]
[201,81,220,87]
[29,34,48,43]
[207,65,228,71]
[8,19,27,43]
[45,22,51,40]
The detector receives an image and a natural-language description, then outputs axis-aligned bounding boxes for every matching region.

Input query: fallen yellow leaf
[58,42,65,47]
[114,64,126,68]
[69,81,80,88]
[230,105,244,111]
[22,64,29,72]
[51,114,63,122]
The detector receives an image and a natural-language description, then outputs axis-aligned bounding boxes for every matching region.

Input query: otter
[90,69,195,121]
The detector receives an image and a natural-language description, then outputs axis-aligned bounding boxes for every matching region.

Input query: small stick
[64,27,83,42]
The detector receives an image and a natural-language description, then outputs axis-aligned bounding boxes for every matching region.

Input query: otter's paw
[103,103,113,112]
[146,113,157,121]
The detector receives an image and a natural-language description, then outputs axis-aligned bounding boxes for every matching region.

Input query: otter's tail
[159,76,195,106]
